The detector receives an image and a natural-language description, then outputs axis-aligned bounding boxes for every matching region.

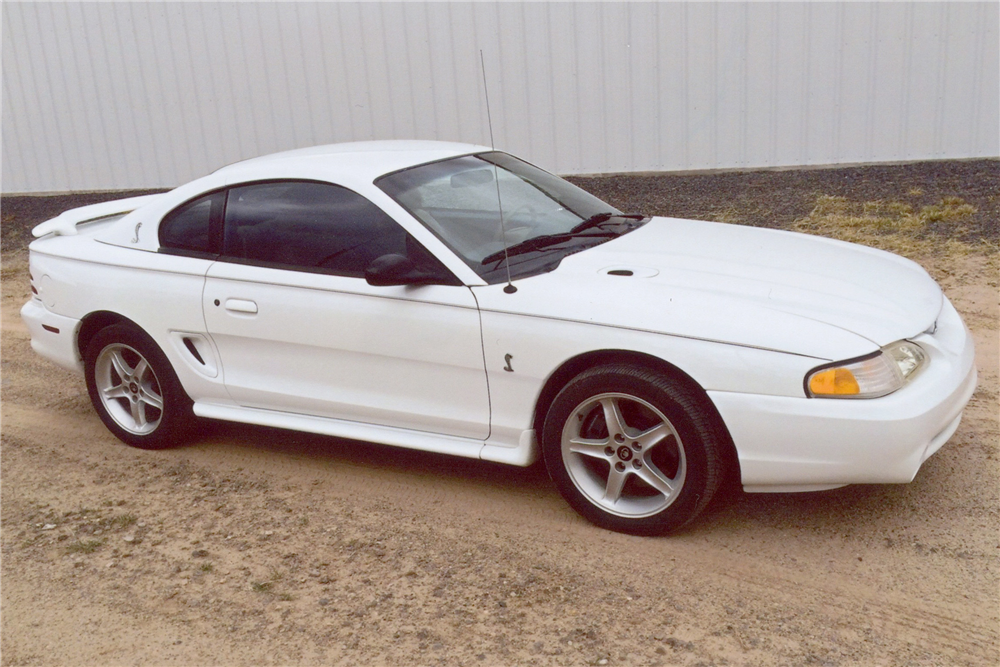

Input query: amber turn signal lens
[808,368,861,396]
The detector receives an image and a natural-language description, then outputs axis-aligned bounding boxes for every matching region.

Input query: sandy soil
[2,166,998,666]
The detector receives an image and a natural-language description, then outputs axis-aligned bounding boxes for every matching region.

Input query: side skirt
[742,484,848,493]
[193,402,533,465]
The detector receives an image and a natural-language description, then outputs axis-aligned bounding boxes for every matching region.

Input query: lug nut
[632,441,641,451]
[633,459,643,469]
[615,462,626,472]
[604,447,614,456]
[614,434,625,443]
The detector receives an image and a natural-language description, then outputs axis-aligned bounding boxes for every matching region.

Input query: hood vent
[600,266,659,278]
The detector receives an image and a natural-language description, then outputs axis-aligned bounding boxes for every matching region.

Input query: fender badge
[503,354,514,373]
[131,221,143,244]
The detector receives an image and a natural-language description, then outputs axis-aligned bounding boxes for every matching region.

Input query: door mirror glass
[365,253,458,287]
[365,254,416,286]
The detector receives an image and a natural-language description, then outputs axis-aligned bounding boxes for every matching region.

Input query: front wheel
[542,364,726,535]
[84,324,193,449]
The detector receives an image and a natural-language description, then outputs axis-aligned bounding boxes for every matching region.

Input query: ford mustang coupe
[22,141,977,534]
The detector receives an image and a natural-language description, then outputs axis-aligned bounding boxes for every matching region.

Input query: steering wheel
[495,204,539,243]
[505,203,540,224]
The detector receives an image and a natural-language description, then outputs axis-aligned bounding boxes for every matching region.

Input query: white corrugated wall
[3,2,998,193]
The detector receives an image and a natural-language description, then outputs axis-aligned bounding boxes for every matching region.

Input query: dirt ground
[1,161,998,666]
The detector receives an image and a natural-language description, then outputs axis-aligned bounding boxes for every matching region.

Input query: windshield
[376,152,636,283]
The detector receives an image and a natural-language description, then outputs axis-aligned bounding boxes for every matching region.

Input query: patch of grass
[277,593,295,601]
[251,581,273,593]
[109,513,138,529]
[199,563,214,573]
[924,196,978,221]
[66,539,105,554]
[706,205,745,225]
[792,195,996,265]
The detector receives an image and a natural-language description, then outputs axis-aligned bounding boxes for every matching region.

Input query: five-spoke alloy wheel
[84,324,192,449]
[561,392,686,518]
[543,364,726,535]
[94,343,164,435]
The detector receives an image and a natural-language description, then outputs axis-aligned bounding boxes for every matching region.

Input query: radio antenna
[480,50,516,294]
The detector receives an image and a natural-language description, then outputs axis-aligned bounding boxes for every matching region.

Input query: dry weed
[792,195,997,284]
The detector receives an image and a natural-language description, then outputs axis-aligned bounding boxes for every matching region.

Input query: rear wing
[31,194,165,238]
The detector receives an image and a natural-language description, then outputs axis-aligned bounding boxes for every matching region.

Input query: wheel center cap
[616,446,633,461]
[129,382,139,394]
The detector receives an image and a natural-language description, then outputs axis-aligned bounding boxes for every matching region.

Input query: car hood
[478,217,943,361]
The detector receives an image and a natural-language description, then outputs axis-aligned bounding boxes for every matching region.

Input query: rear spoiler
[31,194,165,238]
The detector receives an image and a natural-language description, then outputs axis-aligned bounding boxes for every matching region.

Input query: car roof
[214,140,494,184]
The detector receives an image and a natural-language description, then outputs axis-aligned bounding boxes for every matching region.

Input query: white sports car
[21,141,977,534]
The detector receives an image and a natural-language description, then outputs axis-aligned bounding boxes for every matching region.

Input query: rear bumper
[710,297,977,491]
[20,299,83,374]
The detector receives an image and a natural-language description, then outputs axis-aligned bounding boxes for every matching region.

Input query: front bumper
[20,299,84,374]
[709,296,977,492]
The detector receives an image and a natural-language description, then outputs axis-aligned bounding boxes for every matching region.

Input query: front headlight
[806,341,926,399]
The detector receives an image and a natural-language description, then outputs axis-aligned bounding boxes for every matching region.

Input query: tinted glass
[159,191,222,254]
[223,181,444,280]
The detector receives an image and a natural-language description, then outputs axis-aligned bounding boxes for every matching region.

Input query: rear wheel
[542,364,725,535]
[84,324,192,449]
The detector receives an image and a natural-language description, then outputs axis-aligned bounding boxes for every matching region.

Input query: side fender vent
[169,331,219,378]
[182,337,206,365]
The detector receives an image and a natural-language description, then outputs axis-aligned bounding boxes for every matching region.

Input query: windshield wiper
[570,212,647,234]
[480,213,647,267]
[481,230,617,266]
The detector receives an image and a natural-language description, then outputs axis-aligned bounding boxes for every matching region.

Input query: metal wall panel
[2,1,998,193]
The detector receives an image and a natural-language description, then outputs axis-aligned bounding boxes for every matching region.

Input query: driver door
[203,180,490,439]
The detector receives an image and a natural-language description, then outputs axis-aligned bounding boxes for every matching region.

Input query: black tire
[83,323,193,449]
[541,364,726,535]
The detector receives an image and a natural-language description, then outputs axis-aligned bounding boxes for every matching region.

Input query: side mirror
[365,254,444,287]
[365,254,414,286]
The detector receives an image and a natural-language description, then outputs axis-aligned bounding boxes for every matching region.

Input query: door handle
[224,298,258,314]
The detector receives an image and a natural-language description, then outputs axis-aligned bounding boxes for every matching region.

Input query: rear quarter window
[159,191,223,255]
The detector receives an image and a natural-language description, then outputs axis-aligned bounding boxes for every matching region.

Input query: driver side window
[222,180,448,280]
